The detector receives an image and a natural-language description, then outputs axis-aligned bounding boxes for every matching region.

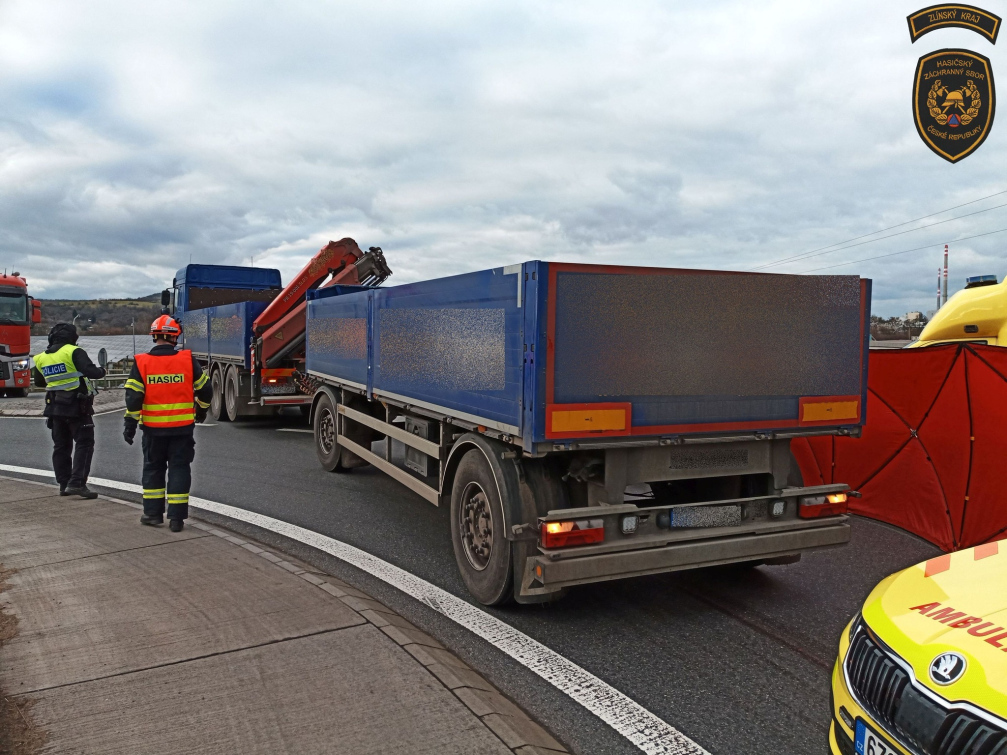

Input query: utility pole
[131,318,136,356]
[942,244,949,307]
[937,268,942,311]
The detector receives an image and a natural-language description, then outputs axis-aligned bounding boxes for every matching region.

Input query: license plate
[855,720,898,755]
[671,505,742,528]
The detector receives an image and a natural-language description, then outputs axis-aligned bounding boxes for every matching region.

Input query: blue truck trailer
[305,260,871,605]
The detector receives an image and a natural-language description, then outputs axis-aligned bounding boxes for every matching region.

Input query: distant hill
[36,298,163,336]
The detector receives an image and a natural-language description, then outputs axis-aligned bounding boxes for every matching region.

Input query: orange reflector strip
[551,409,626,433]
[802,400,860,423]
[925,554,952,577]
[974,542,1000,561]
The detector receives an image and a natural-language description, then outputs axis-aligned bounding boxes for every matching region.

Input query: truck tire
[210,367,227,422]
[313,393,348,472]
[224,366,242,422]
[450,449,513,606]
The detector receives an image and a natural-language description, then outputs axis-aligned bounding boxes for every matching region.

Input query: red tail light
[540,519,605,548]
[799,493,848,519]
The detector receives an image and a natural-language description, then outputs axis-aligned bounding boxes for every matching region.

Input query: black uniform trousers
[50,416,95,489]
[141,430,195,521]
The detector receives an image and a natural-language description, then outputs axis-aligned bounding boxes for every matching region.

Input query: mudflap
[513,457,570,604]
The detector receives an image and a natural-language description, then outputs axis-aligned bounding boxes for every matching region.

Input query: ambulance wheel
[450,449,513,606]
[224,366,242,422]
[313,393,348,472]
[210,367,227,422]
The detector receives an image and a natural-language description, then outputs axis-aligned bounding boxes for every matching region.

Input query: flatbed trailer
[306,261,872,605]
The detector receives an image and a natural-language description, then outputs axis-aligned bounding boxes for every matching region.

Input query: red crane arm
[253,238,391,368]
[253,238,364,336]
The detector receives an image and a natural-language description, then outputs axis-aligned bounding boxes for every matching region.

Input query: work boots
[64,485,98,499]
[140,514,164,526]
[169,519,184,533]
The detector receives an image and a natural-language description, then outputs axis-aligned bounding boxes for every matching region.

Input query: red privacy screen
[794,343,1007,551]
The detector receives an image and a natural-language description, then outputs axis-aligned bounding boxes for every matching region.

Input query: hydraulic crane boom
[253,238,391,368]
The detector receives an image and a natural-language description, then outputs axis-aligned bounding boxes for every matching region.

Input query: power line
[800,224,1007,273]
[751,188,1007,271]
[760,199,1007,269]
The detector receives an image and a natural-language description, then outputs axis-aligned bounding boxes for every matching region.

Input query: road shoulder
[0,475,568,755]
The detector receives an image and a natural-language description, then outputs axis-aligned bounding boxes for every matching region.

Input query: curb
[1,475,570,755]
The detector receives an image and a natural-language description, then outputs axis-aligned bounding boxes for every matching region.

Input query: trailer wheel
[450,449,513,606]
[313,393,348,472]
[210,367,227,422]
[224,366,242,422]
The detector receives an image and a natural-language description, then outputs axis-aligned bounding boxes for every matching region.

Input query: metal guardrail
[94,373,129,389]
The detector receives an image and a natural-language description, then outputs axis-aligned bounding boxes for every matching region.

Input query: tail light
[541,519,605,548]
[799,492,848,519]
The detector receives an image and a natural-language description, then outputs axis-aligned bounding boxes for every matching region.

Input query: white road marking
[0,463,708,755]
[276,428,312,434]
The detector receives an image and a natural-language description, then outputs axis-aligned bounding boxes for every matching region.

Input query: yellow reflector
[551,408,627,433]
[802,400,859,423]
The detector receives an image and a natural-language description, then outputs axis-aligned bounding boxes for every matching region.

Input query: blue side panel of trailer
[371,267,524,431]
[306,266,525,432]
[305,287,371,389]
[180,301,267,369]
[305,260,872,446]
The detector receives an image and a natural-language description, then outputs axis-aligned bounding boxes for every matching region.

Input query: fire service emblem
[914,48,996,162]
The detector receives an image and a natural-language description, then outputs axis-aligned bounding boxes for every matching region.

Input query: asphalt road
[0,409,940,755]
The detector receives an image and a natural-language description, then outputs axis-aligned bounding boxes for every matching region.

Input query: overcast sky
[2,0,1006,315]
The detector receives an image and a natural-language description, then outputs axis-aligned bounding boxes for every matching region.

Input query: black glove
[195,405,208,424]
[123,418,138,445]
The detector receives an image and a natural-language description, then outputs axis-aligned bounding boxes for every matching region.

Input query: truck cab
[0,272,41,397]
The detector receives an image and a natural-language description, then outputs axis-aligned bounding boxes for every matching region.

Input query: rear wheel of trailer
[449,448,514,605]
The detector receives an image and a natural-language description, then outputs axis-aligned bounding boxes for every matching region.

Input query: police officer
[122,315,212,532]
[31,323,107,498]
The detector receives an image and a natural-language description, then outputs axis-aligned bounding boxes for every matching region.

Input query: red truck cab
[0,272,42,397]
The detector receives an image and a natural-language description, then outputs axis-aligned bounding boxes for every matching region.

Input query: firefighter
[32,323,107,498]
[122,315,212,532]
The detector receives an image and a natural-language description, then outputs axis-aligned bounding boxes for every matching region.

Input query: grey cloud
[0,0,1005,314]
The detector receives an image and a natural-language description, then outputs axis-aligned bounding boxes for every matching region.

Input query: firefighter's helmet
[150,315,182,340]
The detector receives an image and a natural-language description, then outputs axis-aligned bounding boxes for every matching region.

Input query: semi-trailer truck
[0,271,42,397]
[302,258,872,605]
[166,240,391,420]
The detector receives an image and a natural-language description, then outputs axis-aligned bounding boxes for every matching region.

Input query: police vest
[135,350,195,427]
[33,344,94,393]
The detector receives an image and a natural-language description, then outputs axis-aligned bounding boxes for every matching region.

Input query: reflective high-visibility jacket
[33,344,95,394]
[134,350,196,428]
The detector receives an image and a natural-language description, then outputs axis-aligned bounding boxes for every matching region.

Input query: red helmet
[150,315,182,338]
